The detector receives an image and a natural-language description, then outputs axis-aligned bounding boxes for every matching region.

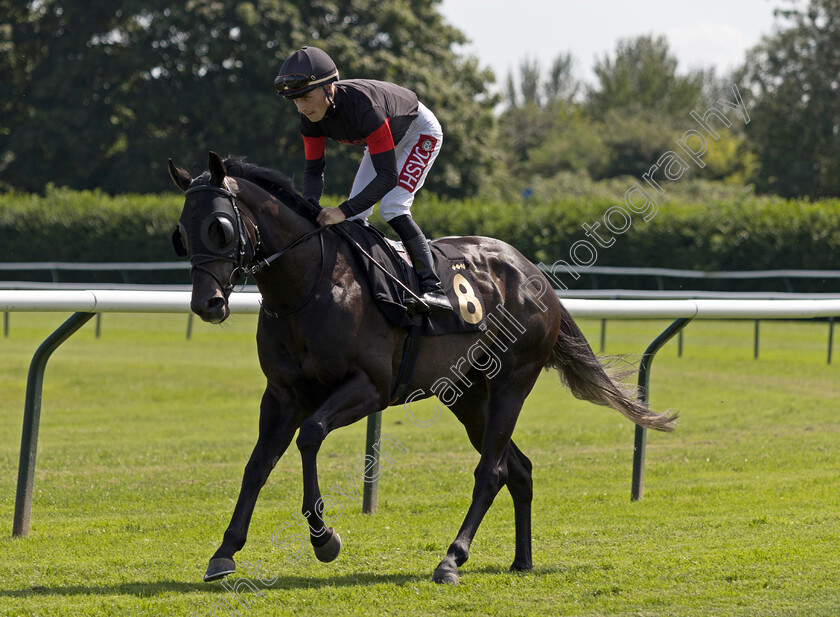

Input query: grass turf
[0,312,838,616]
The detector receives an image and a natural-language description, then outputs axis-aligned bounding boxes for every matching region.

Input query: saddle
[337,221,487,336]
[336,221,489,405]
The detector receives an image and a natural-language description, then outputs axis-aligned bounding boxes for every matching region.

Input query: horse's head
[169,151,257,324]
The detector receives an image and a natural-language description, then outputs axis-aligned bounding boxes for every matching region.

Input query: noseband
[178,180,328,311]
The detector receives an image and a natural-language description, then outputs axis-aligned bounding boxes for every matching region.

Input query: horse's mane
[223,157,319,222]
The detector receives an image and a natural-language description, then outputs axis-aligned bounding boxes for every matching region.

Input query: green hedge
[2,186,839,291]
[407,192,840,292]
[409,193,840,268]
[0,186,186,284]
[1,186,181,260]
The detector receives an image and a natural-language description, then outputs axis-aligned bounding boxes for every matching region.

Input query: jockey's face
[293,86,331,122]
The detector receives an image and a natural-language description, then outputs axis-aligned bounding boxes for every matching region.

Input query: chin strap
[323,85,336,112]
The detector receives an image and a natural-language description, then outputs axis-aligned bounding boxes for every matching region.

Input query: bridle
[175,179,328,312]
[178,181,255,296]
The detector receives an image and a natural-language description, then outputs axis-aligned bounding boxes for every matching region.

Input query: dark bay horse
[168,151,676,585]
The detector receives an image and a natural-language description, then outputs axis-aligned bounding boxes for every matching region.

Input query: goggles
[274,73,312,94]
[273,70,338,96]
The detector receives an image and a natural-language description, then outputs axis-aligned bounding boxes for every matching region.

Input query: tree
[497,52,589,177]
[522,106,608,178]
[544,53,580,105]
[584,35,707,179]
[0,0,496,196]
[743,0,840,197]
[504,52,579,109]
[588,35,704,120]
[505,56,541,109]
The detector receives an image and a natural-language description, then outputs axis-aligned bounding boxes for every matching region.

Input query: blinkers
[172,182,256,293]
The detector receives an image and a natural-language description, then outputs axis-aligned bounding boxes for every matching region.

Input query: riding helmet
[274,46,339,99]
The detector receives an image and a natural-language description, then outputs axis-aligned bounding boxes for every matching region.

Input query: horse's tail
[546,305,678,432]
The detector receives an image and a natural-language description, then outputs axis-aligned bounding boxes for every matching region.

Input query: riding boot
[388,214,453,313]
[402,235,454,313]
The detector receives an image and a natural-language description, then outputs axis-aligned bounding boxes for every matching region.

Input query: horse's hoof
[204,557,236,582]
[432,566,460,585]
[313,528,342,563]
[509,560,533,573]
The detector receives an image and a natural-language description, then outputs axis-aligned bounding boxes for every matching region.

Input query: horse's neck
[238,180,323,312]
[238,182,313,248]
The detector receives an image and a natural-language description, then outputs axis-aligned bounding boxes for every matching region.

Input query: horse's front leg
[205,386,299,582]
[296,369,382,562]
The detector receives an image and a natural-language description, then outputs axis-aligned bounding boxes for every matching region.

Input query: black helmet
[274,46,339,99]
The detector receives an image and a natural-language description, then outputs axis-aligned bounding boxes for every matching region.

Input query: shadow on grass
[466,564,580,577]
[0,580,212,599]
[0,565,575,598]
[0,572,433,599]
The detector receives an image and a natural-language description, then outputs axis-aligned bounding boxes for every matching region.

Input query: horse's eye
[202,216,237,253]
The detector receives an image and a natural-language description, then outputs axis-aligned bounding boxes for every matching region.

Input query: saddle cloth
[339,221,487,336]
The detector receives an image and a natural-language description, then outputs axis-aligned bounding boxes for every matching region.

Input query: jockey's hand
[316,206,346,226]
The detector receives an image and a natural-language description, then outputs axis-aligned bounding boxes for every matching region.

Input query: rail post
[631,317,693,501]
[362,411,382,514]
[13,312,95,536]
[599,319,607,353]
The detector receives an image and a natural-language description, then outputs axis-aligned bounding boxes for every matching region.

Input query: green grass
[0,313,838,616]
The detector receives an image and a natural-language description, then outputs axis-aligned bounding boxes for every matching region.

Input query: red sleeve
[303,134,326,160]
[366,119,395,155]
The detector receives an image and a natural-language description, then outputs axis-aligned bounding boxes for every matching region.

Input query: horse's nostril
[192,294,229,323]
[207,297,226,311]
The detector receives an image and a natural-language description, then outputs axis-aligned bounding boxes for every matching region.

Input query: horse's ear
[168,159,192,192]
[208,151,226,187]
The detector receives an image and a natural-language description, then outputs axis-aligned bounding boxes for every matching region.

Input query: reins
[257,231,327,317]
[247,226,327,275]
[331,224,429,310]
[243,189,329,317]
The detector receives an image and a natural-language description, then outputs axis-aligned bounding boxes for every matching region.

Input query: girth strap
[389,313,424,405]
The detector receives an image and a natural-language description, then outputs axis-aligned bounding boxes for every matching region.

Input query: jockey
[274,46,453,313]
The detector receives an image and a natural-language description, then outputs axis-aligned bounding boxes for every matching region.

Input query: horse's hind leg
[506,440,533,572]
[433,377,536,585]
[446,385,534,576]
